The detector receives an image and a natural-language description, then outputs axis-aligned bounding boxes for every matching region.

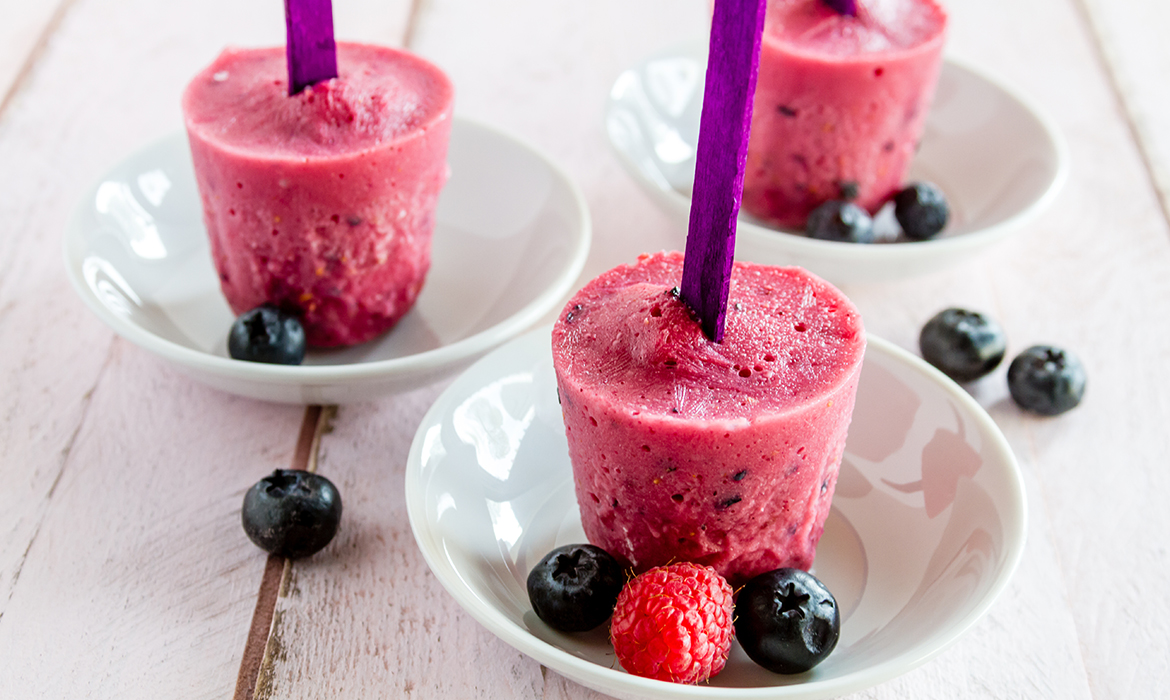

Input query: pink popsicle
[741,0,948,229]
[552,251,865,585]
[182,42,454,347]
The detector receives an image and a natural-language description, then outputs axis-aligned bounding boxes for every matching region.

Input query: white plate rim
[405,328,1027,700]
[62,117,592,388]
[606,45,1069,267]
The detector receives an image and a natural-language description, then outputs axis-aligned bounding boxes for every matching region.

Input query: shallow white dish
[406,327,1026,700]
[606,45,1067,285]
[64,119,591,404]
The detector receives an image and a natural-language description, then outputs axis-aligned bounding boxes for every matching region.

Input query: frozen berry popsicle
[741,0,947,229]
[552,251,865,585]
[182,42,454,347]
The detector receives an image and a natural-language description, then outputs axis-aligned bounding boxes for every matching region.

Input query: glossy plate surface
[406,327,1027,700]
[64,119,591,403]
[606,45,1067,284]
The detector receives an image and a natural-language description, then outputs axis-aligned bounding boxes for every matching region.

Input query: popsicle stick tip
[284,0,339,95]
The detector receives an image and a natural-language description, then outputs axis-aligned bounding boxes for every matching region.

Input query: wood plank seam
[1070,0,1170,232]
[0,0,81,122]
[0,342,109,622]
[234,555,289,700]
[232,404,336,700]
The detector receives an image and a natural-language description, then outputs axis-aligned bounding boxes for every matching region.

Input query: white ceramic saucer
[406,327,1026,700]
[606,44,1068,285]
[64,119,591,404]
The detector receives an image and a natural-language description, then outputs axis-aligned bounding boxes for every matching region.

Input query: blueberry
[919,308,1006,383]
[1008,345,1086,415]
[805,200,874,243]
[228,305,306,364]
[894,182,949,240]
[242,469,342,559]
[526,544,624,632]
[735,568,840,674]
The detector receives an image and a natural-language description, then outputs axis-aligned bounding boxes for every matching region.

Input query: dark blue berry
[242,470,342,559]
[228,305,306,364]
[735,568,840,674]
[919,308,1006,383]
[526,544,624,632]
[805,200,874,243]
[894,181,949,240]
[1008,345,1086,415]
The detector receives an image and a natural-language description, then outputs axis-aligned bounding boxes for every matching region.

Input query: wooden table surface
[2,0,1167,698]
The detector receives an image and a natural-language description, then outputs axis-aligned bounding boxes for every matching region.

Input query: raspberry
[610,562,734,684]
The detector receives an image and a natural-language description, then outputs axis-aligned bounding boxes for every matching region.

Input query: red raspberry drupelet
[610,562,735,684]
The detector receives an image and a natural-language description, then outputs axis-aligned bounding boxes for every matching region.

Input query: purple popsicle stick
[679,0,768,342]
[285,0,339,95]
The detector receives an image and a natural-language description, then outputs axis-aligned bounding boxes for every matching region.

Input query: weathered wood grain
[0,342,305,699]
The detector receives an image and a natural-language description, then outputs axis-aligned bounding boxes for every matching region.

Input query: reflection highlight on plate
[95,181,168,259]
[453,372,538,482]
[406,328,1026,700]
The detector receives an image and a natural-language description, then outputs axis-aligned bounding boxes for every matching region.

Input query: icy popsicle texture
[552,252,865,585]
[182,43,454,347]
[741,0,947,229]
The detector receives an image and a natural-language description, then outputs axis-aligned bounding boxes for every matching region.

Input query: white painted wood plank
[1078,0,1170,222]
[0,0,64,107]
[0,0,415,696]
[0,346,305,699]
